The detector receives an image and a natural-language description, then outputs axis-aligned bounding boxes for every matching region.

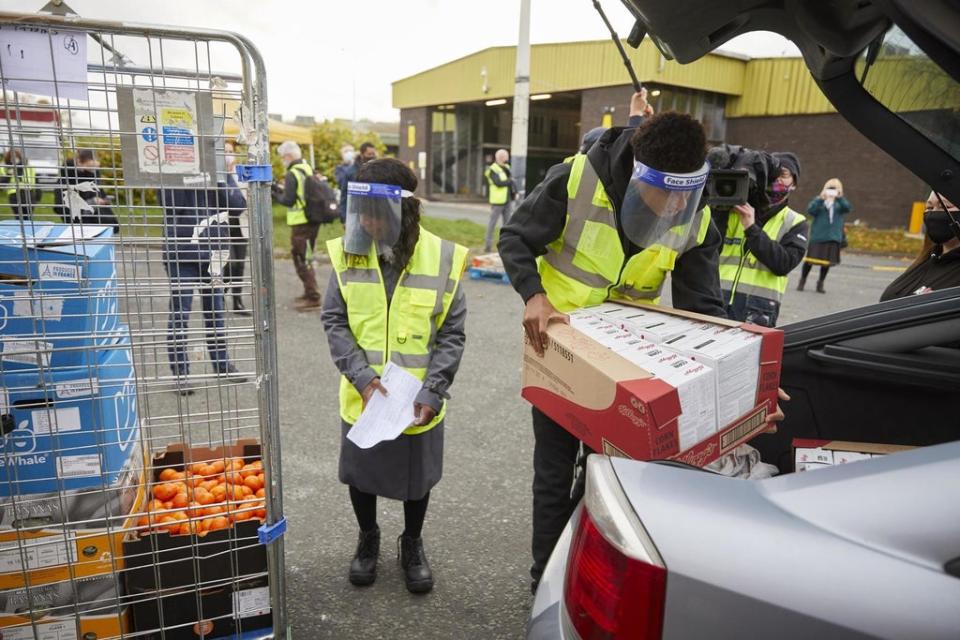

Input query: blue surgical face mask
[342,150,355,164]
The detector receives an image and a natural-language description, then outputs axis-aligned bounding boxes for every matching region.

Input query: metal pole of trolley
[510,0,532,200]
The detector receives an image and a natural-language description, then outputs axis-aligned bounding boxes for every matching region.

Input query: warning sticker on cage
[233,586,271,618]
[2,340,51,367]
[57,454,101,479]
[37,262,80,282]
[0,533,77,573]
[31,407,82,435]
[132,88,200,175]
[0,620,78,640]
[56,378,99,399]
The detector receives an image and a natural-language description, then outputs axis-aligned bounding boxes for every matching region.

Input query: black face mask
[924,209,960,245]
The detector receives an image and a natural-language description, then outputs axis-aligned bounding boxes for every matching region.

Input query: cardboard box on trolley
[0,221,120,372]
[0,451,144,590]
[0,574,131,639]
[0,331,140,496]
[522,303,783,466]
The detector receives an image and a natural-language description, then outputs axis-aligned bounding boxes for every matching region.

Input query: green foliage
[308,121,387,183]
[844,224,923,257]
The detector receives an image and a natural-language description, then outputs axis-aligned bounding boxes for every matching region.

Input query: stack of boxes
[523,301,783,466]
[0,221,141,637]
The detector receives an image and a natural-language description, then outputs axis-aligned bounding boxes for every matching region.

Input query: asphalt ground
[271,248,910,639]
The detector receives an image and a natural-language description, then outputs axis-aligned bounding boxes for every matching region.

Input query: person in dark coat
[799,177,851,293]
[220,143,250,316]
[161,187,246,395]
[881,191,960,301]
[53,149,120,233]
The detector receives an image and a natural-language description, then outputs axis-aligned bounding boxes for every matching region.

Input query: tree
[309,120,386,184]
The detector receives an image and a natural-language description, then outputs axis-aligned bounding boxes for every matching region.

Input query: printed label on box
[0,620,79,640]
[2,340,52,367]
[0,534,77,573]
[37,262,80,282]
[31,407,82,435]
[57,454,101,479]
[55,379,99,399]
[233,586,271,618]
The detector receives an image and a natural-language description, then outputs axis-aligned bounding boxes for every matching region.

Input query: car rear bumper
[526,504,579,640]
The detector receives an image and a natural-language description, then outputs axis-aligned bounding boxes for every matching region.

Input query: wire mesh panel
[0,8,285,639]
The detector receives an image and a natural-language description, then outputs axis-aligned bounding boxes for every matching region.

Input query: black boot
[797,275,806,291]
[398,534,433,594]
[233,296,252,316]
[349,526,380,586]
[816,279,826,294]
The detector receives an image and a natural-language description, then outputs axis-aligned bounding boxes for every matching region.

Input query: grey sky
[4,0,799,122]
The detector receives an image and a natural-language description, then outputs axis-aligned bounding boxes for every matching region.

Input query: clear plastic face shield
[344,182,409,255]
[620,160,710,248]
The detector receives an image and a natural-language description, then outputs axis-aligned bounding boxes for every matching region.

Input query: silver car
[528,445,960,639]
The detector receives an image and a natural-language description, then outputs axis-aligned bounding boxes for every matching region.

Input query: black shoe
[233,296,252,316]
[797,277,806,292]
[816,280,826,294]
[398,534,433,594]
[177,386,195,397]
[349,526,380,586]
[217,364,247,383]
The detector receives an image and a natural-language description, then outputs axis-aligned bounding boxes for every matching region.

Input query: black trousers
[223,237,247,296]
[531,407,591,585]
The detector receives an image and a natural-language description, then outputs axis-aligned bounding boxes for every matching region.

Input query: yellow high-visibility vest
[484,163,510,205]
[0,165,37,197]
[286,160,313,226]
[327,226,468,434]
[717,206,805,303]
[538,153,712,312]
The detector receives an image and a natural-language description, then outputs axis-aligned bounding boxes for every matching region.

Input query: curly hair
[630,111,707,173]
[353,158,421,269]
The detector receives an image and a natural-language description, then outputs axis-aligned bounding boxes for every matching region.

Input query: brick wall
[725,113,928,228]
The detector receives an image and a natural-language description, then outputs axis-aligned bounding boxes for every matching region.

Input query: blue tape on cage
[236,164,273,183]
[258,516,287,544]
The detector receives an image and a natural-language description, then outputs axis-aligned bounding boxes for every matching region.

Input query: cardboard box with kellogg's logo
[521,302,783,466]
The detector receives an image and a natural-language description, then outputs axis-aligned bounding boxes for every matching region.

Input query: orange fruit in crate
[194,487,214,505]
[189,462,206,475]
[209,516,230,531]
[210,460,226,474]
[243,474,263,492]
[255,488,265,499]
[153,483,178,501]
[230,458,245,471]
[229,507,253,523]
[204,504,225,517]
[171,493,189,509]
[158,515,179,533]
[239,463,257,479]
[158,468,178,481]
[210,485,228,502]
[147,499,166,512]
[136,515,150,528]
[231,485,246,501]
[171,471,186,481]
[186,501,204,518]
[239,485,253,497]
[199,479,218,492]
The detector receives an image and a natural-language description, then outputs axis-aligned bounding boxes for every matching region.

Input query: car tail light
[563,456,666,640]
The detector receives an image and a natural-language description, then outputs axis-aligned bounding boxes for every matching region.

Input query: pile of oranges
[135,458,267,536]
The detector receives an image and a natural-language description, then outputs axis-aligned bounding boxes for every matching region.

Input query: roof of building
[392,38,836,118]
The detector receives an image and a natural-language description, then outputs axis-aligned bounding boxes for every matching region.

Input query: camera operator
[714,150,808,327]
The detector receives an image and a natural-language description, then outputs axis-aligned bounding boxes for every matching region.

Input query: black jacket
[272,159,310,209]
[497,126,726,317]
[880,245,960,301]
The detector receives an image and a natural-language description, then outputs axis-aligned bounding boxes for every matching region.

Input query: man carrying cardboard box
[499,106,736,593]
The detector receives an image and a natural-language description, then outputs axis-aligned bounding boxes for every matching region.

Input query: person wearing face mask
[880,191,960,301]
[321,158,467,594]
[716,151,809,326]
[799,177,851,293]
[336,141,378,223]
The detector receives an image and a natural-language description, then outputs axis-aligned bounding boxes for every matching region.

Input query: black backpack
[292,164,338,224]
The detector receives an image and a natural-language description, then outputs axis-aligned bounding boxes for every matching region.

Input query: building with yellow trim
[393,39,935,228]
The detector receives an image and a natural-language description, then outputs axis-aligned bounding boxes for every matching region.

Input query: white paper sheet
[347,362,421,449]
[0,25,88,100]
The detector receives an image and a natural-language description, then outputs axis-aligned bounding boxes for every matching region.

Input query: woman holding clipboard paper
[321,158,468,594]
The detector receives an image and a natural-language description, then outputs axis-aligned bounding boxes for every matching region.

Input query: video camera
[703,144,780,210]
